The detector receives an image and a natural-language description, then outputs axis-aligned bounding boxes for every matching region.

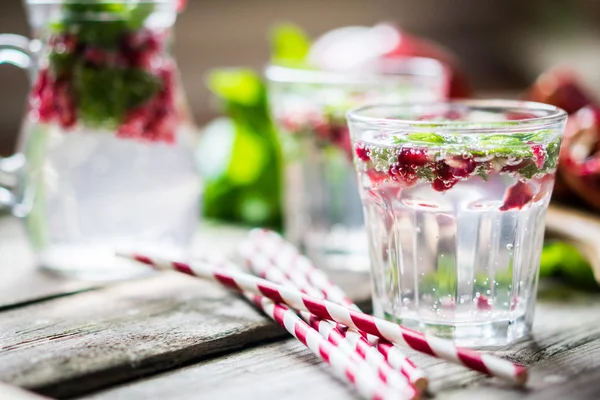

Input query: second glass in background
[266,58,447,271]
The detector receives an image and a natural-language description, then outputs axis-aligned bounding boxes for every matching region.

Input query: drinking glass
[0,1,200,280]
[266,59,447,271]
[346,100,567,346]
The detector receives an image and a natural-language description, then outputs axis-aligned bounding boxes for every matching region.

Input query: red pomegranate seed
[355,145,370,162]
[500,181,534,211]
[531,144,546,169]
[432,177,457,192]
[445,157,476,178]
[398,147,429,167]
[84,47,107,65]
[388,163,417,186]
[476,295,492,311]
[366,169,388,185]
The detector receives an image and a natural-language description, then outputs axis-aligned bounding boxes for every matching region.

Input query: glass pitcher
[0,1,200,280]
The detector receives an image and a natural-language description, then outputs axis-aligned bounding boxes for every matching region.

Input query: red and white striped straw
[244,232,428,390]
[208,255,414,400]
[121,252,528,386]
[245,294,401,400]
[236,247,418,395]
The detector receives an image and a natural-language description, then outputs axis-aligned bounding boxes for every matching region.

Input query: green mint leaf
[127,3,155,30]
[475,166,488,181]
[518,163,540,179]
[124,68,161,109]
[73,64,127,128]
[207,69,263,106]
[270,23,311,65]
[407,132,445,144]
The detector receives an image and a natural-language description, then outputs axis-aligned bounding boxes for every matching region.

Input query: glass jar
[266,58,447,271]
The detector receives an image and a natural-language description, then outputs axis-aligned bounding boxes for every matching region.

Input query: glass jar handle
[0,34,32,211]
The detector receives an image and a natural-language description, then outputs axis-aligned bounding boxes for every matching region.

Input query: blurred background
[1,0,600,155]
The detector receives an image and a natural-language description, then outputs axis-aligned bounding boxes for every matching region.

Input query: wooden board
[0,272,288,398]
[0,217,96,310]
[82,288,600,400]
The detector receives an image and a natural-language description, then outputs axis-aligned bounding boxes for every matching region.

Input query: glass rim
[264,56,446,85]
[346,100,568,134]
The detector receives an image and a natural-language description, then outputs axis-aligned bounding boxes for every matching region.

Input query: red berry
[388,163,417,186]
[476,295,492,311]
[445,157,476,178]
[355,145,370,162]
[443,110,462,120]
[432,177,456,192]
[398,147,429,167]
[54,80,77,128]
[84,47,108,65]
[531,144,546,169]
[366,169,388,186]
[500,181,534,211]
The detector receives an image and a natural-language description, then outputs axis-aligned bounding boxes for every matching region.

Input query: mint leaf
[270,23,311,65]
[73,65,126,128]
[407,132,445,144]
[207,69,263,106]
[124,69,161,109]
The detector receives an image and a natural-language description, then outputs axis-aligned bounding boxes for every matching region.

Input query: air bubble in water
[506,243,513,250]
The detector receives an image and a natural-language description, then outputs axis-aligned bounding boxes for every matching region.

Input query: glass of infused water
[266,58,447,271]
[346,100,567,346]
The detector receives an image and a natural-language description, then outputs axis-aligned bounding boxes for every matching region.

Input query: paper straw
[244,231,429,390]
[121,252,528,386]
[235,247,417,395]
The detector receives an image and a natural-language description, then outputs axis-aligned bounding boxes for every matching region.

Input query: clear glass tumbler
[266,59,447,271]
[346,100,567,346]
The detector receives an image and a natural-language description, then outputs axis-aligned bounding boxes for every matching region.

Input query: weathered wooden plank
[0,272,288,398]
[80,288,600,400]
[82,340,361,400]
[0,217,95,309]
[0,382,50,399]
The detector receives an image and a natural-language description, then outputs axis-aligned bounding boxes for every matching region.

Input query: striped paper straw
[244,231,428,390]
[235,248,417,395]
[246,294,401,400]
[122,252,528,386]
[209,258,406,400]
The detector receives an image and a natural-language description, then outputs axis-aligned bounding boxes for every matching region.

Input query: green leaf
[407,132,445,144]
[206,69,263,106]
[270,23,311,64]
[73,64,126,128]
[227,124,268,185]
[127,3,155,30]
[540,241,598,290]
[123,68,162,109]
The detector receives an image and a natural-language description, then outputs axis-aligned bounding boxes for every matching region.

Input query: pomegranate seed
[355,145,370,162]
[366,169,388,186]
[445,157,476,178]
[398,147,429,167]
[476,295,492,311]
[432,177,457,192]
[531,144,546,169]
[388,163,417,187]
[84,47,107,65]
[500,181,534,211]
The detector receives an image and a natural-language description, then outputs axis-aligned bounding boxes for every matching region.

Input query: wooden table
[1,215,600,400]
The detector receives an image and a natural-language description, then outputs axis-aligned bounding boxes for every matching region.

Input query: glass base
[303,226,370,271]
[39,242,186,281]
[382,312,531,347]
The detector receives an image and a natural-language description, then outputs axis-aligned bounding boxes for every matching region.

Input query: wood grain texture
[0,217,96,310]
[0,272,288,399]
[80,287,600,400]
